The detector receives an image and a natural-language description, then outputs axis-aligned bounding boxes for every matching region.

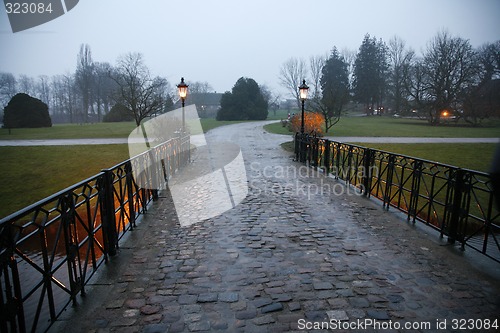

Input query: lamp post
[299,79,309,134]
[177,77,188,131]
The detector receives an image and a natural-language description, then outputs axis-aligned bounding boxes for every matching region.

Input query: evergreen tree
[3,93,52,128]
[353,34,388,114]
[216,77,268,120]
[319,47,350,132]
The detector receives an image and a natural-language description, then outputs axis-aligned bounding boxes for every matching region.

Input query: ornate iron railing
[295,133,500,263]
[0,135,190,333]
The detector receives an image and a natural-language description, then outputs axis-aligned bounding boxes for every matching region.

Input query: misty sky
[0,0,499,97]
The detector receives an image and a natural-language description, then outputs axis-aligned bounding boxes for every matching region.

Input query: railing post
[99,169,117,257]
[312,137,319,168]
[0,225,25,333]
[323,139,330,174]
[408,160,423,222]
[305,135,310,164]
[148,149,159,201]
[334,142,341,179]
[125,162,136,229]
[362,148,373,196]
[346,145,353,185]
[294,133,300,161]
[383,154,396,210]
[447,168,466,244]
[61,193,84,303]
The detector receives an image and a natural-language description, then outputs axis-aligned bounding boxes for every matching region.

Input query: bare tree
[58,73,78,123]
[421,30,478,124]
[0,72,17,108]
[309,54,326,100]
[46,73,77,123]
[50,75,65,119]
[18,75,35,96]
[36,75,51,105]
[93,62,116,121]
[110,52,169,126]
[278,57,308,108]
[461,41,500,125]
[188,81,214,94]
[387,36,415,114]
[341,48,357,89]
[75,44,94,123]
[260,84,281,116]
[404,57,421,106]
[476,41,500,84]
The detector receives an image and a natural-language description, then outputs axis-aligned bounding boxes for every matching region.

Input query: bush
[103,103,135,122]
[288,112,325,136]
[3,93,51,128]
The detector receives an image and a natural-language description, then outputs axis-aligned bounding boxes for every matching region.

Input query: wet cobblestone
[52,122,500,333]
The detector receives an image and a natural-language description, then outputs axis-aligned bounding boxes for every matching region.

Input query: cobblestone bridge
[52,122,500,333]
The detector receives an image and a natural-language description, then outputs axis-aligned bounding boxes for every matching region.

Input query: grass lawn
[359,143,496,173]
[199,118,247,132]
[265,116,500,138]
[280,142,496,173]
[0,145,129,218]
[0,119,251,140]
[0,122,138,140]
[266,109,291,120]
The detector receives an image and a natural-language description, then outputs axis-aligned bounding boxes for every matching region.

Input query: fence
[295,133,500,263]
[0,134,190,333]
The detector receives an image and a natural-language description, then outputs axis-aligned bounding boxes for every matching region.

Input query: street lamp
[299,79,309,134]
[177,77,188,131]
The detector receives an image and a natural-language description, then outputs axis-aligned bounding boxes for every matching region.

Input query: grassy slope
[0,119,245,140]
[0,122,137,140]
[358,143,496,173]
[0,145,130,218]
[265,116,500,137]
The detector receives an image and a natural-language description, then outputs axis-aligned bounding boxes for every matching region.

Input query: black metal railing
[295,133,500,263]
[0,134,190,333]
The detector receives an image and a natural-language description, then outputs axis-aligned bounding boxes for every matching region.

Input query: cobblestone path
[52,122,500,333]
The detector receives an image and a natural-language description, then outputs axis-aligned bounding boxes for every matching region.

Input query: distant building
[174,92,223,118]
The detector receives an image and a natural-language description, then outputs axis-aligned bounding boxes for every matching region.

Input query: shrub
[3,93,51,128]
[103,103,135,122]
[288,112,325,136]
